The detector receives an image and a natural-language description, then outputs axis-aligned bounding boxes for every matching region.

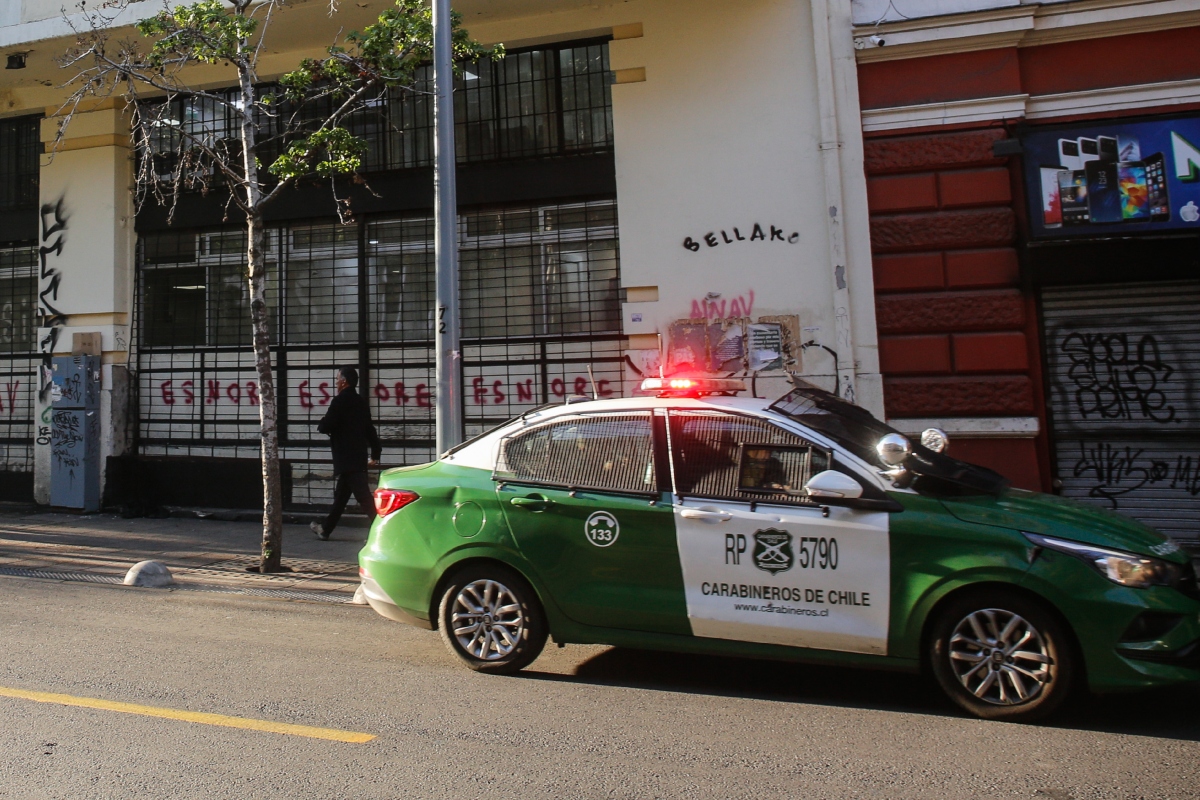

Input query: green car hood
[940,489,1186,563]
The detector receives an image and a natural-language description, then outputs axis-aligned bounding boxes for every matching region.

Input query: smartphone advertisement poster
[1023,114,1200,239]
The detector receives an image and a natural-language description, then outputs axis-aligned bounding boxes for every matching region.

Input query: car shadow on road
[526,647,1200,741]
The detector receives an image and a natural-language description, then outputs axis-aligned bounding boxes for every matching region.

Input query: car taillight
[374,489,419,517]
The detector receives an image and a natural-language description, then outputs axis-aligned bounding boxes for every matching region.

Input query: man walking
[310,366,382,540]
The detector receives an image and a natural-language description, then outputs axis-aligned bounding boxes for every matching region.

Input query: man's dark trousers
[322,471,376,532]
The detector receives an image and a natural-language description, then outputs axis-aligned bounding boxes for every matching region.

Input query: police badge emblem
[752,529,794,575]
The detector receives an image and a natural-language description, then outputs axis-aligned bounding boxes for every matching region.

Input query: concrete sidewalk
[0,507,368,603]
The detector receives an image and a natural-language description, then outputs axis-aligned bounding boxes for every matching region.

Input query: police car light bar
[640,377,746,396]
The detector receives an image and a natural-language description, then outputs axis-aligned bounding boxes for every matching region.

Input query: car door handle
[679,508,732,522]
[510,495,552,511]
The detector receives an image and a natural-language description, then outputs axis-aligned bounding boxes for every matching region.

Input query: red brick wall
[857,26,1200,111]
[865,127,1044,490]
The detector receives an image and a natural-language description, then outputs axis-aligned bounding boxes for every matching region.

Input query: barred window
[141,231,278,348]
[138,41,612,183]
[0,246,36,353]
[495,413,655,494]
[370,199,620,342]
[285,224,359,345]
[669,411,829,503]
[136,196,624,507]
[380,41,612,170]
[0,116,40,213]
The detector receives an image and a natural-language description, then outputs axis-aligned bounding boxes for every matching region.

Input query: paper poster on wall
[748,323,784,371]
[1023,114,1200,239]
[708,324,745,371]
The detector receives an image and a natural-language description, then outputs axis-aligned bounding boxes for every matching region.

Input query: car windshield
[768,385,897,465]
[769,382,1008,496]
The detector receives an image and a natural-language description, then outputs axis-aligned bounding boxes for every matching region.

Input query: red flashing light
[639,376,746,396]
[374,488,420,517]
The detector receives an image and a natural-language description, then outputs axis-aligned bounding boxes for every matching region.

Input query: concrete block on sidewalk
[124,560,174,588]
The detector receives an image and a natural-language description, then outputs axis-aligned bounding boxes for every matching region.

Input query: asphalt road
[1,576,1198,800]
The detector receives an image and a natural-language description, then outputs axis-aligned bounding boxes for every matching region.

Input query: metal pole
[433,0,463,453]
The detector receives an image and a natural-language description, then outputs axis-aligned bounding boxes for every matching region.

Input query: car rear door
[668,409,892,656]
[495,411,689,635]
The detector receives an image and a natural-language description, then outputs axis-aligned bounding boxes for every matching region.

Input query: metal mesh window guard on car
[669,411,827,503]
[0,244,37,476]
[495,413,655,494]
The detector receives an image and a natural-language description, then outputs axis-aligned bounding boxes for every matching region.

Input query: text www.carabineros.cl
[733,602,830,616]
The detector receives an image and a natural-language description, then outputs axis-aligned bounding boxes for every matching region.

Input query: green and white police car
[359,378,1200,722]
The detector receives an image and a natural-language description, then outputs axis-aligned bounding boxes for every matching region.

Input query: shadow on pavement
[528,647,1200,741]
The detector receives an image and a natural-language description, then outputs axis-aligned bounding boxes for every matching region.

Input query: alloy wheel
[450,579,526,661]
[947,608,1053,706]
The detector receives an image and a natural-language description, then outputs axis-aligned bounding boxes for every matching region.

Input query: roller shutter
[1041,281,1200,544]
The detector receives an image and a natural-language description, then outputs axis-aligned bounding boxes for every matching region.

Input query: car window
[494,412,656,494]
[668,411,829,503]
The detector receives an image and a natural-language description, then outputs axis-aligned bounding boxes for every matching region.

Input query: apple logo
[1181,201,1200,223]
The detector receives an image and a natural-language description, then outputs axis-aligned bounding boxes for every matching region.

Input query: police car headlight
[1024,533,1184,589]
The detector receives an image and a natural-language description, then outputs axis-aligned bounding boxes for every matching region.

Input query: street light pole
[432,0,463,454]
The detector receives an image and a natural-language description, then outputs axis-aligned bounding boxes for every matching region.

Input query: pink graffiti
[690,290,755,320]
[0,381,18,416]
[162,379,253,406]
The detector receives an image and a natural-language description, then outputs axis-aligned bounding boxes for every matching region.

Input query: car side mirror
[876,433,911,467]
[804,470,864,500]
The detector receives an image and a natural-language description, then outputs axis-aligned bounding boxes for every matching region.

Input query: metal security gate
[1042,281,1200,543]
[133,198,627,508]
[0,244,37,498]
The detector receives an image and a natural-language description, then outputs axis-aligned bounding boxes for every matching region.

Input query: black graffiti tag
[1061,332,1176,423]
[38,199,69,404]
[1072,442,1200,510]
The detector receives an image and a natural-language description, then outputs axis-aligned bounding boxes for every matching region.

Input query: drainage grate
[0,567,124,584]
[0,566,355,604]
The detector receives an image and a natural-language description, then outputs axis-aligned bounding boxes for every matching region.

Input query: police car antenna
[586,364,599,400]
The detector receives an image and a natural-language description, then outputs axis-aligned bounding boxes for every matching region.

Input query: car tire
[929,590,1076,722]
[437,564,548,675]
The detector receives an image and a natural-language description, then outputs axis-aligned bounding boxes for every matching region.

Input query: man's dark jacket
[318,387,382,475]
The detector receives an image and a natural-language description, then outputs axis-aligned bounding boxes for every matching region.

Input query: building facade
[0,0,878,510]
[854,0,1200,544]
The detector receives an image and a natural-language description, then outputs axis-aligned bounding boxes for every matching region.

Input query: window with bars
[370,200,620,342]
[141,199,620,348]
[134,197,624,506]
[669,411,829,503]
[141,231,278,348]
[0,116,40,213]
[137,40,612,183]
[0,246,36,353]
[495,413,656,494]
[0,244,37,476]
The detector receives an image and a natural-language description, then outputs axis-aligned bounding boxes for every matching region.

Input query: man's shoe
[310,521,330,541]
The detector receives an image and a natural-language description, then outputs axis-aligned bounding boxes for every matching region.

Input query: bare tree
[55,0,494,571]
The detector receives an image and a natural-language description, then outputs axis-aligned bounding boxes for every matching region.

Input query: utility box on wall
[49,356,101,512]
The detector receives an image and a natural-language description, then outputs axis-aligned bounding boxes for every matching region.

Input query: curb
[0,566,362,605]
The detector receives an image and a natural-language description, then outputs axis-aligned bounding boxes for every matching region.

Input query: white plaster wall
[604,0,879,409]
[38,145,134,318]
[34,138,135,505]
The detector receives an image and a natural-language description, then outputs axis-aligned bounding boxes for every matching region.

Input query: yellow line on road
[0,685,375,743]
